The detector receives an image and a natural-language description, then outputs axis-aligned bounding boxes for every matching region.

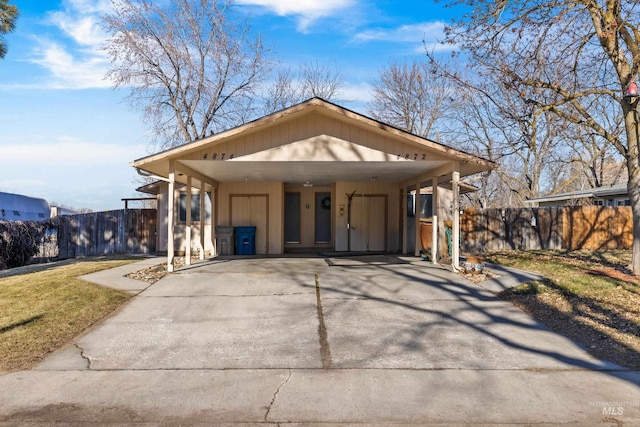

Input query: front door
[315,192,332,243]
[350,195,387,252]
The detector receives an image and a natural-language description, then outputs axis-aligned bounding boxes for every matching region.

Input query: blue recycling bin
[235,226,256,255]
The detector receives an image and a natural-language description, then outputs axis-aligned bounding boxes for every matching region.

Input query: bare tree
[562,129,627,190]
[436,62,567,206]
[263,61,344,114]
[300,60,344,100]
[368,60,453,138]
[443,0,640,273]
[102,0,271,149]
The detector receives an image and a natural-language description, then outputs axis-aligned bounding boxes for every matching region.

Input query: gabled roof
[131,97,494,186]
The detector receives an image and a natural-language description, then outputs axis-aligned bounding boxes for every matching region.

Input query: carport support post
[186,176,192,266]
[200,181,205,260]
[167,160,176,272]
[211,189,217,256]
[432,176,439,264]
[414,181,421,257]
[402,186,408,254]
[452,170,460,270]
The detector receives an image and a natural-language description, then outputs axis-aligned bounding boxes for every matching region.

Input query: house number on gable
[202,153,235,160]
[397,154,427,160]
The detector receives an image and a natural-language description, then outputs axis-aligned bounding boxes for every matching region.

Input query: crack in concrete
[264,369,292,422]
[315,273,332,370]
[74,344,91,370]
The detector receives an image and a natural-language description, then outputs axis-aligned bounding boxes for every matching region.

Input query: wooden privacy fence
[39,209,156,260]
[461,206,633,253]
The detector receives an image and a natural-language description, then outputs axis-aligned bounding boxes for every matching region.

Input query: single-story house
[132,98,494,271]
[525,183,630,207]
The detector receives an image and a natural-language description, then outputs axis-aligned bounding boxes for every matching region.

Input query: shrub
[0,220,51,269]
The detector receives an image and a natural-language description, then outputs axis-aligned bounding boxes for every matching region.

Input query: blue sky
[0,0,456,211]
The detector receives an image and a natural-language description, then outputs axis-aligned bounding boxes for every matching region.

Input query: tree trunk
[624,106,640,275]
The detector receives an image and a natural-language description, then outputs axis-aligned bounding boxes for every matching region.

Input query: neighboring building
[132,98,494,271]
[0,191,50,221]
[50,205,81,217]
[525,184,630,207]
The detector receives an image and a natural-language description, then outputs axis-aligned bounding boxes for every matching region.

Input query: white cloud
[48,13,108,47]
[340,81,373,104]
[353,21,452,52]
[236,0,355,31]
[23,1,113,89]
[29,39,110,89]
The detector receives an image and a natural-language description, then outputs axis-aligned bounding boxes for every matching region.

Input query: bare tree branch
[102,0,271,149]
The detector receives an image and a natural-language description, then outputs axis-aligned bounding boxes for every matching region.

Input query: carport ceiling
[179,160,450,185]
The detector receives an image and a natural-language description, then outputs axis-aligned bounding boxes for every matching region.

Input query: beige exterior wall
[156,180,410,255]
[184,112,451,163]
[283,184,333,250]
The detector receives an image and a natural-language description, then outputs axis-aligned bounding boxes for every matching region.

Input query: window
[178,192,211,222]
[407,193,433,217]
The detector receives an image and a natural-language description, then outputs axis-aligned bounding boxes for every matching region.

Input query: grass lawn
[485,250,640,369]
[0,256,138,372]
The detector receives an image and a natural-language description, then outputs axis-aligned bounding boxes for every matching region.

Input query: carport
[131,98,493,271]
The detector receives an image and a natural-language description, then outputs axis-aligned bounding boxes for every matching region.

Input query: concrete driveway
[1,256,639,425]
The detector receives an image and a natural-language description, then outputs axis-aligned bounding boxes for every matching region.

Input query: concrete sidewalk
[79,256,162,294]
[1,256,638,425]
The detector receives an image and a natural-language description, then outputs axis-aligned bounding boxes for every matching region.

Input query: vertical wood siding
[52,209,157,259]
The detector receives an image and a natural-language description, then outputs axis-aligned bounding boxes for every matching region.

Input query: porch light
[303,181,313,188]
[370,176,378,182]
[625,81,639,99]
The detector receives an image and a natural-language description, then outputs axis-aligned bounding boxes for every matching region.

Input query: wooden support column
[186,176,192,266]
[431,175,439,264]
[414,182,421,256]
[402,186,408,255]
[167,160,175,272]
[452,170,460,270]
[211,187,217,256]
[200,181,206,260]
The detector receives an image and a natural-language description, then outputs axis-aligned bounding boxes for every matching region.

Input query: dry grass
[486,250,640,369]
[0,257,137,372]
